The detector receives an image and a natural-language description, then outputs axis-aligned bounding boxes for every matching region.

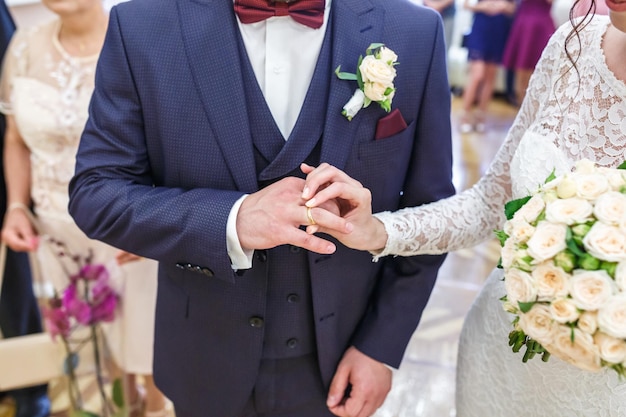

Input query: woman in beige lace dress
[0,0,170,415]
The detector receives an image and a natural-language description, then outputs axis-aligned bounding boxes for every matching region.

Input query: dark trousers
[175,354,336,417]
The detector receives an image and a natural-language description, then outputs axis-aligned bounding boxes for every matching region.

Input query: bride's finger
[305,181,369,209]
[301,163,362,200]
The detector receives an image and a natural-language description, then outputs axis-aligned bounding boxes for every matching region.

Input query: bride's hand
[300,163,388,252]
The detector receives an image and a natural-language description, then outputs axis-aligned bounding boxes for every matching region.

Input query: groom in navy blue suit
[69,0,454,416]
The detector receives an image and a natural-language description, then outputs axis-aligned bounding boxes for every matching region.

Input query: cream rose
[574,173,610,200]
[378,46,398,65]
[341,89,365,120]
[578,311,599,334]
[556,177,578,199]
[363,82,388,102]
[501,237,516,270]
[526,221,568,262]
[544,326,601,372]
[598,294,626,338]
[504,218,536,244]
[570,270,615,310]
[532,263,570,301]
[545,198,593,225]
[594,192,626,225]
[359,55,396,86]
[550,298,580,323]
[519,304,556,345]
[594,332,626,364]
[583,222,626,262]
[504,268,537,304]
[598,167,626,191]
[513,194,545,223]
[575,159,597,174]
[615,262,626,291]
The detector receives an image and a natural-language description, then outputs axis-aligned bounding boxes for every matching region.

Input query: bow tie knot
[234,0,326,29]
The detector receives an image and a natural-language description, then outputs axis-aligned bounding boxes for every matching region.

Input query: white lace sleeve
[372,24,570,258]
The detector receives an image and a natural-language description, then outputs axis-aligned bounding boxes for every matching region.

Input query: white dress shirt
[226,0,332,270]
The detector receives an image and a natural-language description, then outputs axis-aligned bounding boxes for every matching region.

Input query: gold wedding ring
[306,206,316,226]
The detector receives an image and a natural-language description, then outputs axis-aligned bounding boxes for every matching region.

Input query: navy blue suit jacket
[69,0,455,415]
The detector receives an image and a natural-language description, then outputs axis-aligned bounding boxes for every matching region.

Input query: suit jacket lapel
[321,0,384,170]
[177,0,258,193]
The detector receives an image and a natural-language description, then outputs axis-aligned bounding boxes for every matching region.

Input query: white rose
[575,159,597,174]
[519,304,556,345]
[578,311,598,334]
[545,197,593,225]
[359,55,396,86]
[556,177,578,199]
[570,270,615,310]
[583,222,626,262]
[594,192,626,225]
[549,298,580,323]
[378,46,398,65]
[501,237,516,270]
[526,221,568,262]
[363,82,388,102]
[594,332,626,364]
[341,89,365,120]
[504,219,535,244]
[532,263,570,301]
[598,294,626,338]
[504,268,537,304]
[544,326,601,372]
[615,262,626,291]
[574,173,610,200]
[598,167,626,191]
[513,194,545,223]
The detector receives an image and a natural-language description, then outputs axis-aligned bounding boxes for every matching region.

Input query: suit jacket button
[286,338,298,349]
[175,263,185,269]
[249,317,264,328]
[256,250,267,262]
[186,263,193,270]
[201,267,214,277]
[286,293,299,303]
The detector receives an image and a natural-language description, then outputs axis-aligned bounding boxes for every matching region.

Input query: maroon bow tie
[234,0,325,29]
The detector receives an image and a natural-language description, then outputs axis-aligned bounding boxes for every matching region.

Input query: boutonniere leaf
[335,43,398,121]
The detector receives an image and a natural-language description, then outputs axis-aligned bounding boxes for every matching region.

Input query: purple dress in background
[464,0,514,63]
[502,0,556,70]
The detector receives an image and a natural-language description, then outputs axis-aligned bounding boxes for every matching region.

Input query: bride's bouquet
[498,159,626,376]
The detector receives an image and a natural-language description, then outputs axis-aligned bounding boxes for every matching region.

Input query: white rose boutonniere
[335,43,398,121]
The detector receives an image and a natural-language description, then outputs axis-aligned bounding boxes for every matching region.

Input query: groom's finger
[305,182,368,209]
[304,207,352,235]
[287,227,337,255]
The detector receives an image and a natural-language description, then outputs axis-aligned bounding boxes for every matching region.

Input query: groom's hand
[236,177,337,254]
[327,346,392,417]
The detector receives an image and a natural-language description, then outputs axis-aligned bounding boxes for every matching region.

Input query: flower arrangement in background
[497,159,626,376]
[335,43,398,120]
[42,237,124,417]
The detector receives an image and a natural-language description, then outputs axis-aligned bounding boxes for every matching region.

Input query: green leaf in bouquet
[517,301,535,313]
[112,377,124,408]
[504,196,532,220]
[334,66,358,81]
[494,230,509,247]
[617,160,626,170]
[544,168,556,184]
[571,223,592,237]
[566,228,586,257]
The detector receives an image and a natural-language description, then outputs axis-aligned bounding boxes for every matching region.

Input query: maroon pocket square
[375,108,408,140]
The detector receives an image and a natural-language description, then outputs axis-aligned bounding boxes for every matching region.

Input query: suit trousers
[174,354,336,417]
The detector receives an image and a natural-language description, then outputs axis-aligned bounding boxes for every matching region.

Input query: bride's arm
[304,24,564,257]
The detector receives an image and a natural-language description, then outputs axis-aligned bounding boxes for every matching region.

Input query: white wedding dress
[375,17,626,416]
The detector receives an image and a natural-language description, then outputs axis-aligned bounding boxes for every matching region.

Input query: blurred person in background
[0,0,170,415]
[0,1,50,416]
[502,0,555,105]
[460,0,515,133]
[424,0,456,51]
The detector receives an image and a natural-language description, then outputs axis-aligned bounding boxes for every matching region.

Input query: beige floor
[0,95,518,417]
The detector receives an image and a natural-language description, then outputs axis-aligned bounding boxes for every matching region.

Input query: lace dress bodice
[375,16,626,259]
[0,19,98,222]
